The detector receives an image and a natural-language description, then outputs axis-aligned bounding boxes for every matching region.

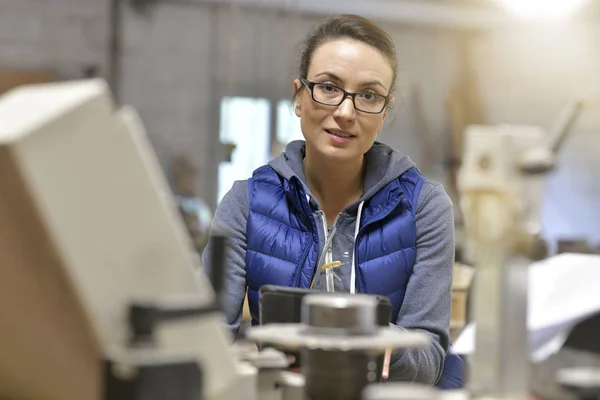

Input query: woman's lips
[326,129,355,144]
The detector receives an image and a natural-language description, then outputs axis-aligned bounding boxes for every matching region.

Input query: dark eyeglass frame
[300,78,390,114]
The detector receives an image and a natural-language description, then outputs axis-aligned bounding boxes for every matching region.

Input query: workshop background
[2,0,599,250]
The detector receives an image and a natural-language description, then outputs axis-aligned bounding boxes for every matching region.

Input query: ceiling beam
[191,0,518,30]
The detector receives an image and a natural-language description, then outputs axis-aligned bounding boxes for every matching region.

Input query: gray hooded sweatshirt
[202,140,454,385]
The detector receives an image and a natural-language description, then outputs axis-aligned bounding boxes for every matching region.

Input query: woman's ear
[293,79,303,117]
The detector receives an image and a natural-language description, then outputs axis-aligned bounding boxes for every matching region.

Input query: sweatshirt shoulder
[416,179,453,215]
[216,180,250,219]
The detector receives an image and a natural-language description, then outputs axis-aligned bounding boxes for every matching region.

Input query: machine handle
[548,100,585,155]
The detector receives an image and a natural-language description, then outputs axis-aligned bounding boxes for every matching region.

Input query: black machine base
[103,357,203,400]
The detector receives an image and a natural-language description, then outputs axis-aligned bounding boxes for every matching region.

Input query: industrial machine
[0,79,597,400]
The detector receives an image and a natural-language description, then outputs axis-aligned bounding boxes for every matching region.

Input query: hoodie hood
[268,140,416,208]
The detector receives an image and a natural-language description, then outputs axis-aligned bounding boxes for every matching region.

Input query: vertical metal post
[469,229,529,398]
[460,127,530,399]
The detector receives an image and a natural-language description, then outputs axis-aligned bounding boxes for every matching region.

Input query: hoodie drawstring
[350,201,364,294]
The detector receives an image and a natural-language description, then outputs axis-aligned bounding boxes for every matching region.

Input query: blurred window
[276,100,303,147]
[217,96,270,203]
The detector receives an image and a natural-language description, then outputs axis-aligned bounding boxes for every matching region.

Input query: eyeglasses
[300,78,390,114]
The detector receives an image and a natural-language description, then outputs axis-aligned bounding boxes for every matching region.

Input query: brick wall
[118,4,464,206]
[0,1,464,206]
[3,2,597,246]
[0,0,110,78]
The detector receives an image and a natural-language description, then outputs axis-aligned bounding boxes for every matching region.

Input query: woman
[203,14,462,388]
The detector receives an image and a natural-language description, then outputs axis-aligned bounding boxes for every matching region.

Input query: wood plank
[0,67,55,94]
[0,146,101,400]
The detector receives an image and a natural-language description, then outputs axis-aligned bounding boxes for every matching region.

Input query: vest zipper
[296,243,313,287]
[309,210,340,288]
[357,197,403,238]
[323,211,342,265]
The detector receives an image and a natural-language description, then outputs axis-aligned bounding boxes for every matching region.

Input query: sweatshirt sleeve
[387,181,454,385]
[201,180,249,339]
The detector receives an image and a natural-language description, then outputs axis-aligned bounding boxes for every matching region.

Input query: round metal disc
[363,383,438,400]
[303,293,378,335]
[245,323,429,352]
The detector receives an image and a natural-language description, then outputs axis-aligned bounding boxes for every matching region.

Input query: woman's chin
[316,141,367,162]
[318,147,358,162]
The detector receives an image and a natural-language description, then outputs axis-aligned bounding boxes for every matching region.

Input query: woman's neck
[303,150,365,218]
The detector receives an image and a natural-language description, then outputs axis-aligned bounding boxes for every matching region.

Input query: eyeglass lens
[312,83,385,113]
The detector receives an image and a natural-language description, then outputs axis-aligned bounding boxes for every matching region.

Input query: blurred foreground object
[455,100,584,398]
[0,67,55,94]
[0,79,236,400]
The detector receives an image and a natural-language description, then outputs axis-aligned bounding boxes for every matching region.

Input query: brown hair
[298,14,398,95]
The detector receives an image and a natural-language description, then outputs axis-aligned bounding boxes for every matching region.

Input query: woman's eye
[322,84,336,92]
[359,92,378,101]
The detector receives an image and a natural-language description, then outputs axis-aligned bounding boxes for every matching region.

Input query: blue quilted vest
[246,165,423,322]
[244,164,463,389]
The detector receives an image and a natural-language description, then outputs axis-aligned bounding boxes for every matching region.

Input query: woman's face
[294,38,394,163]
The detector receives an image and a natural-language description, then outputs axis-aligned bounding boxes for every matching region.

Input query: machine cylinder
[301,294,380,400]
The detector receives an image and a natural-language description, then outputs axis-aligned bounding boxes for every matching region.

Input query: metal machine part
[127,235,227,346]
[248,295,429,353]
[104,234,229,399]
[556,368,600,400]
[459,126,531,398]
[247,293,429,400]
[103,351,203,400]
[302,295,381,400]
[557,368,600,400]
[456,101,584,400]
[519,101,584,175]
[362,383,438,400]
[238,348,305,400]
[303,294,379,336]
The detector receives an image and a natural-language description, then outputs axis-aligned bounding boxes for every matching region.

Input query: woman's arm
[201,180,249,338]
[387,181,454,385]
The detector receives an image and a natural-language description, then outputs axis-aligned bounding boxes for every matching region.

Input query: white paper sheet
[452,253,600,362]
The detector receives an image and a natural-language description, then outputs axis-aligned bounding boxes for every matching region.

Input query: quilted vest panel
[246,165,424,325]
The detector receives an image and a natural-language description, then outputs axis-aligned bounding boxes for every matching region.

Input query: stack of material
[451,263,474,341]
